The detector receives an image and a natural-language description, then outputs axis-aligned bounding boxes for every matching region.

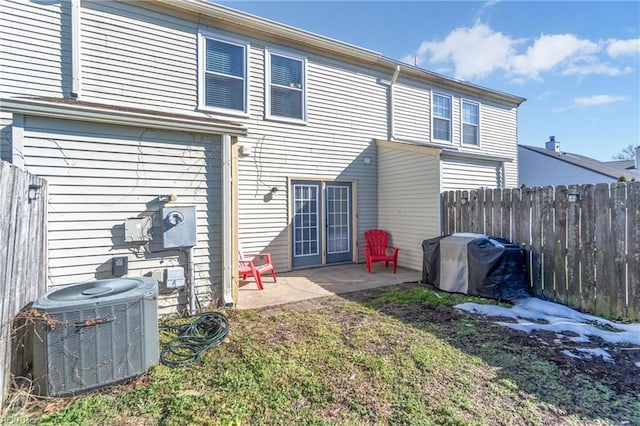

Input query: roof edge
[160,0,525,107]
[0,97,247,135]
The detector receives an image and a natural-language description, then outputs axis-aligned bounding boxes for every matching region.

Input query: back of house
[0,0,524,310]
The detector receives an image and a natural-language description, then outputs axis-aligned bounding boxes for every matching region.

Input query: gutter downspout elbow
[389,65,400,141]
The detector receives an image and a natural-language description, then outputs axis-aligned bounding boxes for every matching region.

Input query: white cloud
[606,38,640,58]
[414,23,517,80]
[407,24,636,83]
[510,34,599,80]
[573,95,625,106]
[562,60,634,77]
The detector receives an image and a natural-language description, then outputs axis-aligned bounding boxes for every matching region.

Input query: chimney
[636,145,640,170]
[545,136,560,153]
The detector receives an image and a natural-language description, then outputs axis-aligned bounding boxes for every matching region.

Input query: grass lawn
[3,283,639,425]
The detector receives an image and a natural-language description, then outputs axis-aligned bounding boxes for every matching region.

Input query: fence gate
[0,161,48,405]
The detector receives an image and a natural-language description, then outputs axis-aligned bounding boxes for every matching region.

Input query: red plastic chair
[238,247,277,290]
[363,229,399,273]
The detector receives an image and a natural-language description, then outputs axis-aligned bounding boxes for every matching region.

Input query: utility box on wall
[161,206,197,248]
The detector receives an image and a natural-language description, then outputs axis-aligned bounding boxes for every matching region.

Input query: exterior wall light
[28,184,42,202]
[568,193,581,203]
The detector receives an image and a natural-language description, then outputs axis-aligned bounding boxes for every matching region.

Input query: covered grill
[422,233,529,301]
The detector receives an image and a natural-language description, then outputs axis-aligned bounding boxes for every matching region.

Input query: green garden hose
[160,311,229,367]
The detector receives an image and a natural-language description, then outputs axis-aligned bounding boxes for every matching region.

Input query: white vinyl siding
[377,141,440,271]
[478,101,518,187]
[432,93,452,142]
[441,157,503,191]
[392,82,430,142]
[237,54,387,269]
[265,49,306,123]
[80,0,198,112]
[19,116,223,312]
[0,0,70,98]
[462,100,479,146]
[198,33,249,114]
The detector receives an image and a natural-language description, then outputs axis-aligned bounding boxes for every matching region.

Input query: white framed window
[198,32,249,114]
[432,93,451,142]
[265,49,307,123]
[462,100,480,146]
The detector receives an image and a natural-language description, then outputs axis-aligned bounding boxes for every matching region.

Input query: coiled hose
[160,311,229,367]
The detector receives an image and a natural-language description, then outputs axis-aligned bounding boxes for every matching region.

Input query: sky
[219,1,640,161]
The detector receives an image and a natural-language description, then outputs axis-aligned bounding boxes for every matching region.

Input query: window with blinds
[266,50,306,122]
[199,34,248,113]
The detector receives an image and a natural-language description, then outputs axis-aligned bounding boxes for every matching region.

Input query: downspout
[188,246,196,315]
[222,134,234,306]
[388,65,400,141]
[71,0,81,98]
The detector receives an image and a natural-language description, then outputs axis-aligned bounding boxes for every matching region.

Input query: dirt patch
[258,281,640,422]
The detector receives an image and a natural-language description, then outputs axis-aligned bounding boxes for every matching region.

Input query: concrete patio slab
[236,263,421,310]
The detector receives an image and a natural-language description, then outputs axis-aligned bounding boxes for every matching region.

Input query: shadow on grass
[335,281,640,425]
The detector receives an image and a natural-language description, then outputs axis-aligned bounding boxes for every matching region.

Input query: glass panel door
[291,182,321,268]
[326,182,352,264]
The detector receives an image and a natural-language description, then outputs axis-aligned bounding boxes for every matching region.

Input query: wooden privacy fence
[442,182,640,321]
[0,161,48,405]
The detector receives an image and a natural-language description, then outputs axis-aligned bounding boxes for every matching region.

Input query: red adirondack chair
[238,246,277,290]
[363,229,399,273]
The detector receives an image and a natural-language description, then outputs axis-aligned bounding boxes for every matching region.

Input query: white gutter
[0,98,246,136]
[71,0,81,98]
[221,134,234,306]
[162,0,528,107]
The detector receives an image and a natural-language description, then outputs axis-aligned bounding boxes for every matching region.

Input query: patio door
[291,180,353,269]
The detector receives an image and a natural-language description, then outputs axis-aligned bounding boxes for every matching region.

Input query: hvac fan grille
[36,300,146,396]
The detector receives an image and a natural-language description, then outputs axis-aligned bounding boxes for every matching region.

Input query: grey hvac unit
[32,277,159,396]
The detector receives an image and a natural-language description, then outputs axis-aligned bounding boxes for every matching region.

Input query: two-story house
[0,0,525,311]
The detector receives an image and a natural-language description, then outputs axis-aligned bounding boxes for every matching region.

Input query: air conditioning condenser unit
[32,277,159,396]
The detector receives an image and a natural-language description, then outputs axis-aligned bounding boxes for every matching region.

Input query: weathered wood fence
[0,161,48,405]
[443,182,639,321]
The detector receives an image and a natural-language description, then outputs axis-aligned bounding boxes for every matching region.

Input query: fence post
[554,186,568,305]
[566,184,582,310]
[627,182,640,320]
[580,185,597,313]
[610,183,627,319]
[594,183,613,317]
[540,186,555,300]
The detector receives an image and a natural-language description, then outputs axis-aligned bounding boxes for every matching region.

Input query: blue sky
[220,1,640,161]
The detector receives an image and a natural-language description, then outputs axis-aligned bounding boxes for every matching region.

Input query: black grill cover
[422,235,529,301]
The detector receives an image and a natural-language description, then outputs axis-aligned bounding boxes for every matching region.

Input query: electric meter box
[124,216,153,243]
[161,206,197,248]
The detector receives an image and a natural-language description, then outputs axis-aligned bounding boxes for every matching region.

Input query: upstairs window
[462,101,479,146]
[266,50,306,122]
[432,93,451,142]
[199,34,248,113]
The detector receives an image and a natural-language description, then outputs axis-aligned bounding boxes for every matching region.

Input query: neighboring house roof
[605,159,637,173]
[519,145,640,181]
[160,0,526,107]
